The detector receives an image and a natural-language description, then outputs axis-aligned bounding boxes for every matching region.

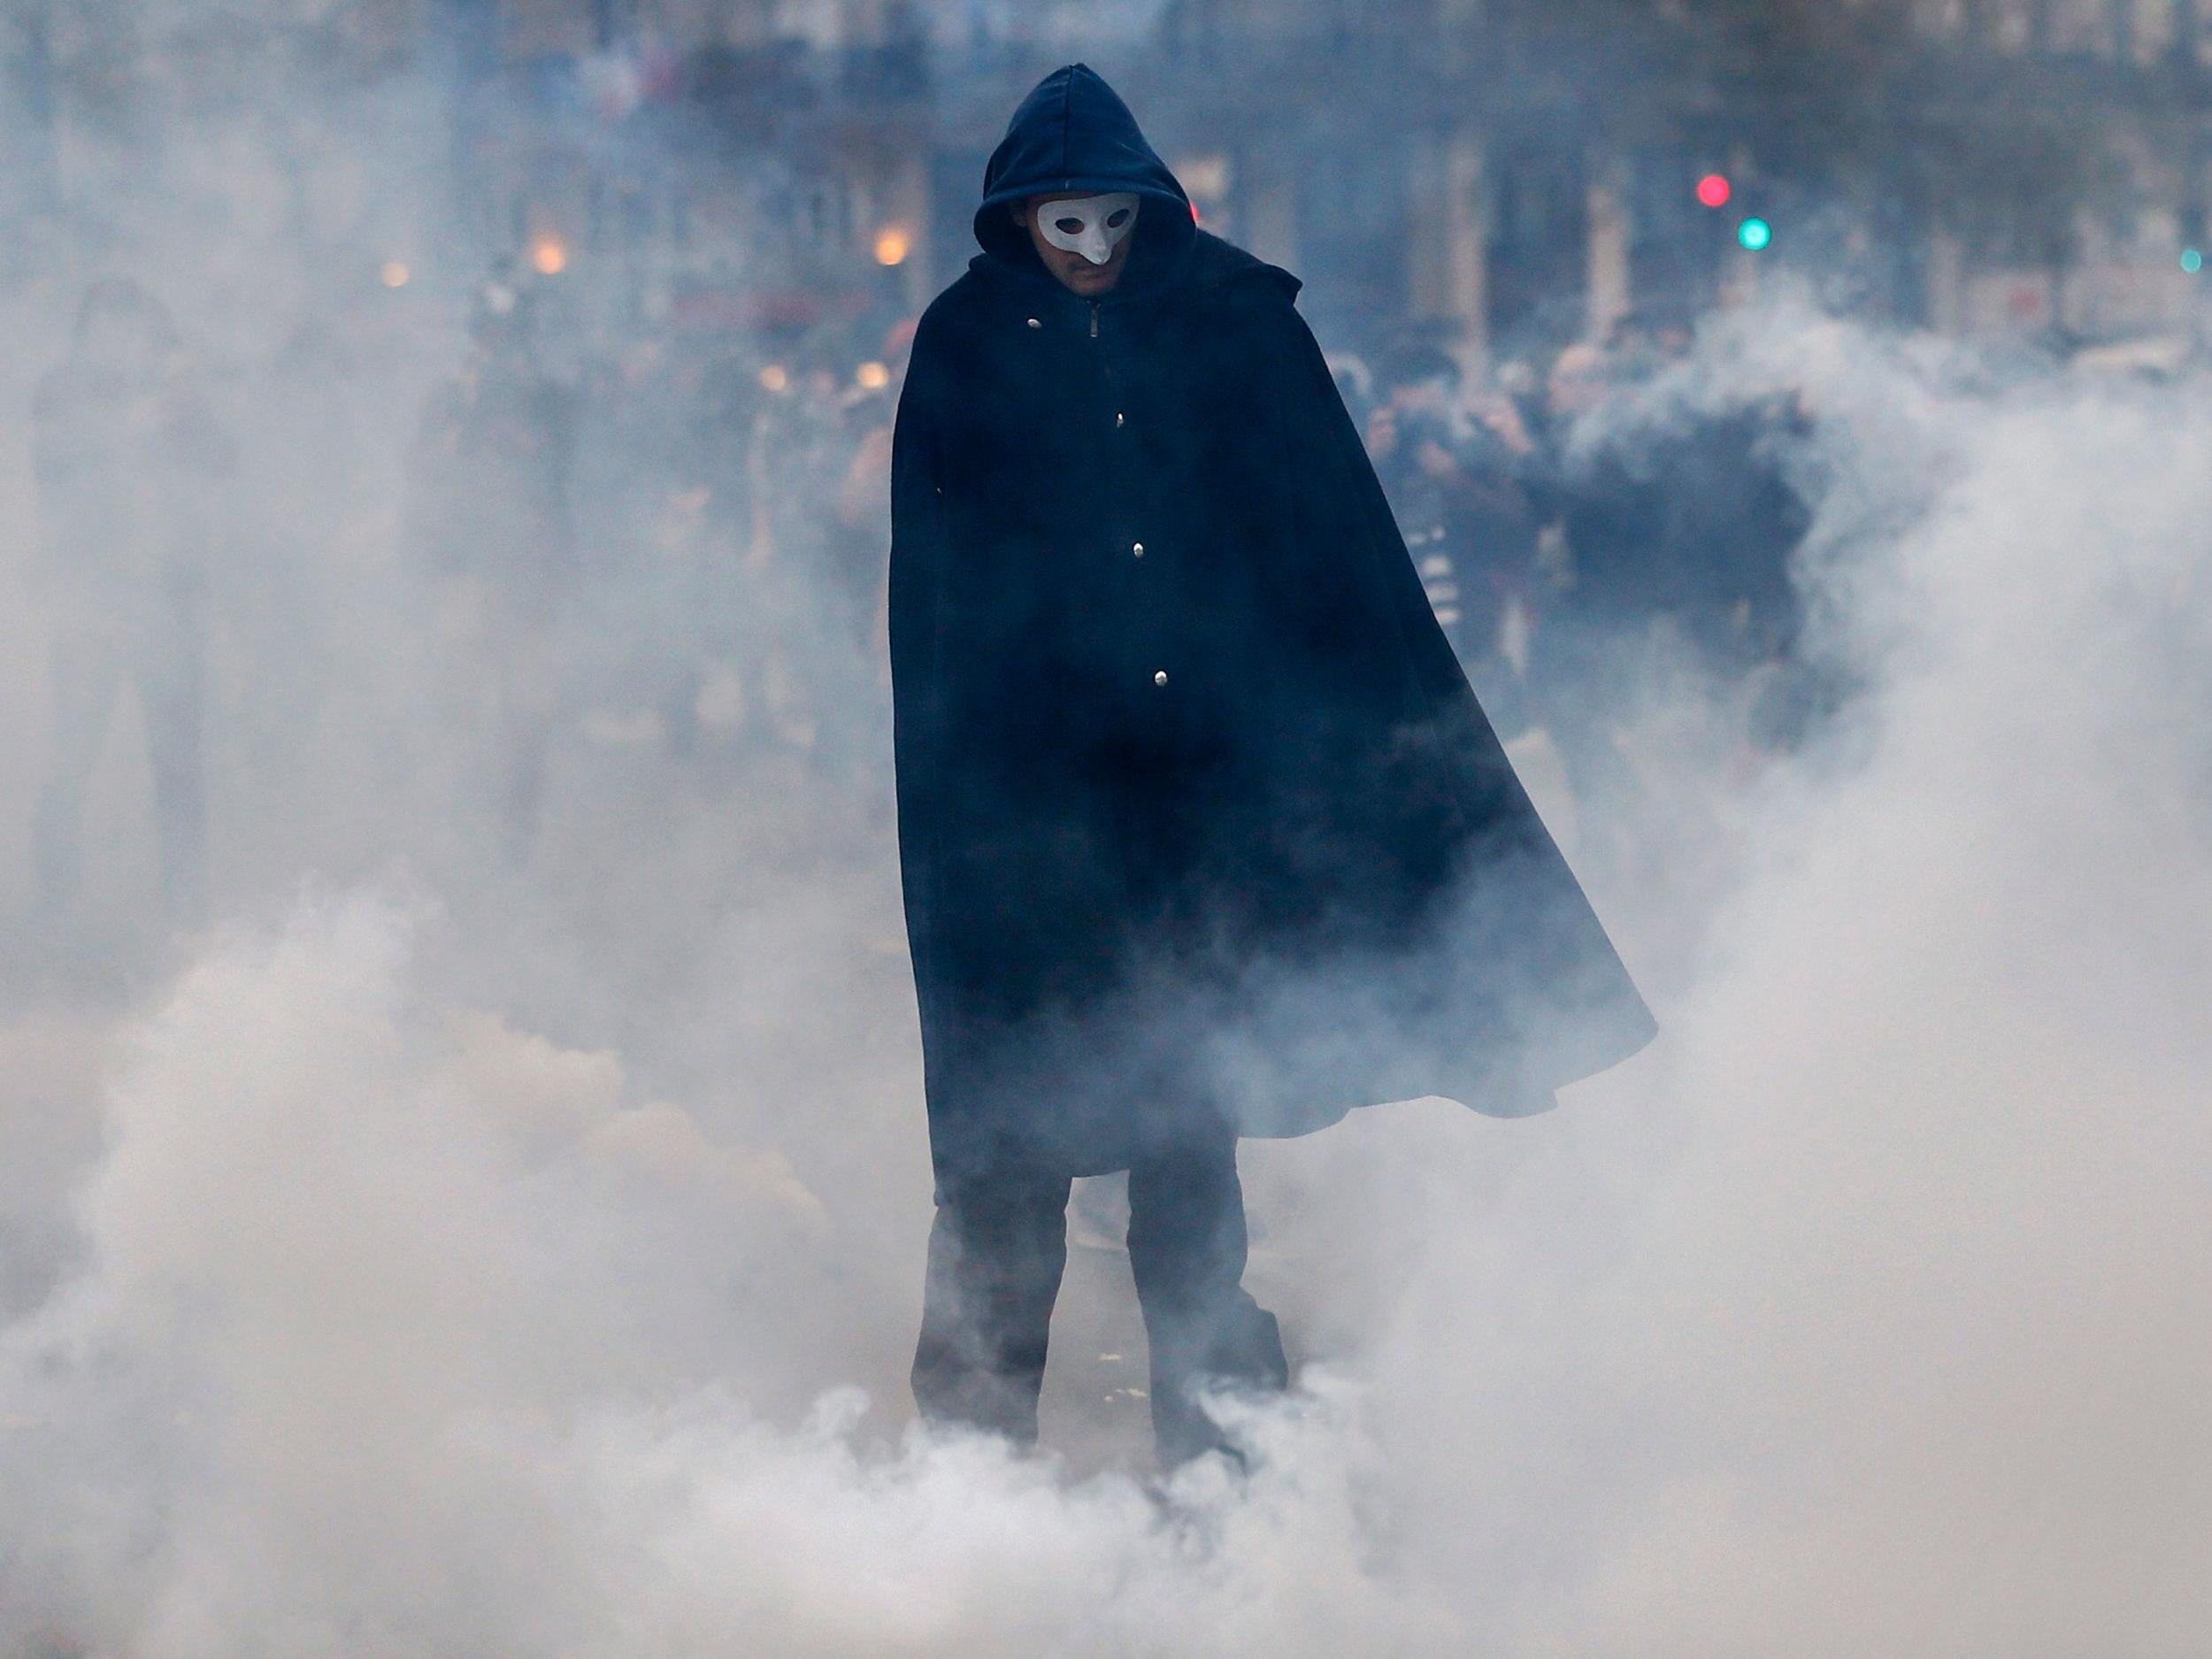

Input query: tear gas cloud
[1,11,2208,1657]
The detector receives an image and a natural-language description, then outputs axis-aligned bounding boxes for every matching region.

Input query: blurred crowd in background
[20,249,1824,940]
[15,0,2212,955]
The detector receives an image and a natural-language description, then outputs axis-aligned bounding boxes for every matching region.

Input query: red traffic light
[1695,173,1732,209]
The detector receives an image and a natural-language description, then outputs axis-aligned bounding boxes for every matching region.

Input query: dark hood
[974,64,1193,268]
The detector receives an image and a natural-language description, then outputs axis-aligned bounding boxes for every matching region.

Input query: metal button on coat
[1026,318,1041,329]
[1153,670,1169,687]
[1116,411,1125,427]
[1132,541,1144,557]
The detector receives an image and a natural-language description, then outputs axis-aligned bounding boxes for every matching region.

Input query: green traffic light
[1738,217,1772,252]
[2183,248,2204,274]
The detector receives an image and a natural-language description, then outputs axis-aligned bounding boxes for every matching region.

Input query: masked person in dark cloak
[891,66,1655,1468]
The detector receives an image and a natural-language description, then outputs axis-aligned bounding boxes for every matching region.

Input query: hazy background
[2,3,2208,1655]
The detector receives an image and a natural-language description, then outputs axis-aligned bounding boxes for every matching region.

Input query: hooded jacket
[891,65,1654,1182]
[971,65,1194,264]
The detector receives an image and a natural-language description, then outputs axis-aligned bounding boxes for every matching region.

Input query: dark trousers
[911,1129,1288,1466]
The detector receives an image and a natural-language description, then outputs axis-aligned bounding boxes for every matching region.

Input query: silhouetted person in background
[1528,341,1814,820]
[1524,340,1660,814]
[408,270,579,860]
[1652,392,1812,682]
[1367,340,1541,733]
[30,279,232,926]
[891,65,1653,1469]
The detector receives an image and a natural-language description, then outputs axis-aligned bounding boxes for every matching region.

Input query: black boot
[1127,1131,1288,1468]
[910,1161,1072,1446]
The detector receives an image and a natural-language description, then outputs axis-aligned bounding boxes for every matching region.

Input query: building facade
[10,0,2207,363]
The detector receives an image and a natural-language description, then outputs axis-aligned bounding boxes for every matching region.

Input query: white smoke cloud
[4,314,2205,1655]
[0,893,1453,1653]
[2,22,2208,1655]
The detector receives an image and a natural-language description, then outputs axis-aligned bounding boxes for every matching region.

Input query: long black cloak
[891,65,1654,1182]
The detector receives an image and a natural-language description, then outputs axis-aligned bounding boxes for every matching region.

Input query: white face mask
[1035,193,1141,266]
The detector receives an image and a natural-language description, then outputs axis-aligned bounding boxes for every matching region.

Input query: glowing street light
[531,238,568,276]
[758,365,789,393]
[380,260,411,288]
[874,227,912,267]
[856,360,891,390]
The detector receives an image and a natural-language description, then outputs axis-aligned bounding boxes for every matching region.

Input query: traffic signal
[1695,168,1770,250]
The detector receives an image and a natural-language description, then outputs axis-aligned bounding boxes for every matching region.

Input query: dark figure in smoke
[891,66,1654,1466]
[30,280,232,924]
[1528,342,1814,826]
[408,270,578,860]
[1367,341,1542,735]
